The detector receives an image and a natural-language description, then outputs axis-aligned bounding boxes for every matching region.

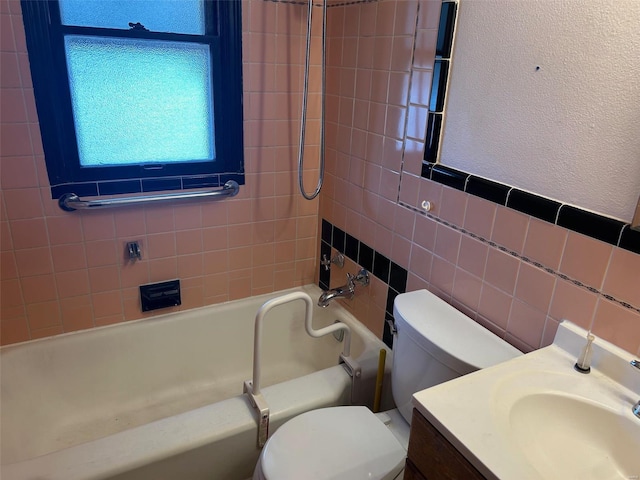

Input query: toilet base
[374,408,411,450]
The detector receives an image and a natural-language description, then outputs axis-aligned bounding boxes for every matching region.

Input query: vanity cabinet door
[404,409,486,480]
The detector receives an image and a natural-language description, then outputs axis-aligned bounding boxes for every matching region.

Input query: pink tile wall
[0,0,321,345]
[320,0,640,355]
[2,0,638,355]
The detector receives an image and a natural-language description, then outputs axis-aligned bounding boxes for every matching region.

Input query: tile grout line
[397,202,640,316]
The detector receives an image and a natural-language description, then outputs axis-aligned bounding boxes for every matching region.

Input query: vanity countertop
[412,321,640,480]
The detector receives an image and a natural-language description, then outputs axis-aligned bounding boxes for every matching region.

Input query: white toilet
[253,289,522,480]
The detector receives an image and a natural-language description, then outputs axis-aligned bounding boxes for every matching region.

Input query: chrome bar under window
[58,180,239,211]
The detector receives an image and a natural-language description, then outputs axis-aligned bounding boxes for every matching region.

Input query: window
[21,0,244,199]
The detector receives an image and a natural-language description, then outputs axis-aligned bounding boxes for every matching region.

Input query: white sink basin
[413,321,640,480]
[509,393,640,479]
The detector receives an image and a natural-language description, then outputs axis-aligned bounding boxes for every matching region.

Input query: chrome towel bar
[58,180,239,211]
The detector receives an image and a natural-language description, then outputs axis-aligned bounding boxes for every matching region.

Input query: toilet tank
[391,289,522,423]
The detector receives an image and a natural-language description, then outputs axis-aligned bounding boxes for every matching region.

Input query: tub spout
[318,285,353,307]
[318,269,369,307]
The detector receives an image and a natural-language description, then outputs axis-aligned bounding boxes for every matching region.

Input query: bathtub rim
[0,365,354,480]
[0,283,391,476]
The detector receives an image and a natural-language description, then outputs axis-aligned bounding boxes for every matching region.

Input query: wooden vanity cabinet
[404,409,486,480]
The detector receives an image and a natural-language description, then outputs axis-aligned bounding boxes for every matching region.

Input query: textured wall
[441,0,640,222]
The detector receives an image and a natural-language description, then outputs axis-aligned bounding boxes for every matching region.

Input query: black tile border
[345,232,359,260]
[424,113,442,163]
[436,1,457,58]
[507,189,561,224]
[620,226,640,255]
[466,175,509,205]
[319,219,409,350]
[423,0,455,167]
[358,243,374,272]
[557,205,626,246]
[373,251,390,283]
[422,161,639,254]
[430,164,466,191]
[421,161,434,179]
[98,179,141,196]
[142,177,182,192]
[182,175,221,189]
[321,219,332,244]
[389,261,408,293]
[430,60,449,112]
[333,226,346,254]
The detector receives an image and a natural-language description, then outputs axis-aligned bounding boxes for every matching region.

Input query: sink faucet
[318,269,369,307]
[632,360,640,419]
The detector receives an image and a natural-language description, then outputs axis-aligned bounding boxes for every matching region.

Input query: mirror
[436,0,640,223]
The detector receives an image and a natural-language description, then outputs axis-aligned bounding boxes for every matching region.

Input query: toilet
[253,289,522,480]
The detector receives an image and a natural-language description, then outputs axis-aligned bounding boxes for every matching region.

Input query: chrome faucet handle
[350,269,370,286]
[631,359,640,370]
[346,272,357,292]
[321,253,345,271]
[356,269,370,286]
[345,269,369,292]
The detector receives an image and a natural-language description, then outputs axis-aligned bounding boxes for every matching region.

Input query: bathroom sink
[413,321,640,480]
[509,393,640,479]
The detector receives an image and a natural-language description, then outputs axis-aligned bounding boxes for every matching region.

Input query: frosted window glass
[59,0,204,35]
[64,36,214,167]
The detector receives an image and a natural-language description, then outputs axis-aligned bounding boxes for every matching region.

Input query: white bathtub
[1,285,390,480]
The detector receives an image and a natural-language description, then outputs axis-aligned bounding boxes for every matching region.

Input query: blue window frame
[21,0,244,199]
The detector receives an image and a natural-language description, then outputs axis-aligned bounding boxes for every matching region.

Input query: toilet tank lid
[393,290,522,374]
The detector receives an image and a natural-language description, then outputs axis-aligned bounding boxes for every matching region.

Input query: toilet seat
[256,406,406,480]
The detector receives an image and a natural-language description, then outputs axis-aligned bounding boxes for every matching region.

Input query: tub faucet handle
[321,253,345,271]
[348,269,370,288]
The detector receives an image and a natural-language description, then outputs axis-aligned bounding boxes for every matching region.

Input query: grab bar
[243,291,352,447]
[58,180,239,211]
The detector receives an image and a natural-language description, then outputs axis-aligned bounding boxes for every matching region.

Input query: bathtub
[1,285,391,480]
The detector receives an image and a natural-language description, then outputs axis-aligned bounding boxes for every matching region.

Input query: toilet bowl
[253,289,522,480]
[253,407,406,480]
